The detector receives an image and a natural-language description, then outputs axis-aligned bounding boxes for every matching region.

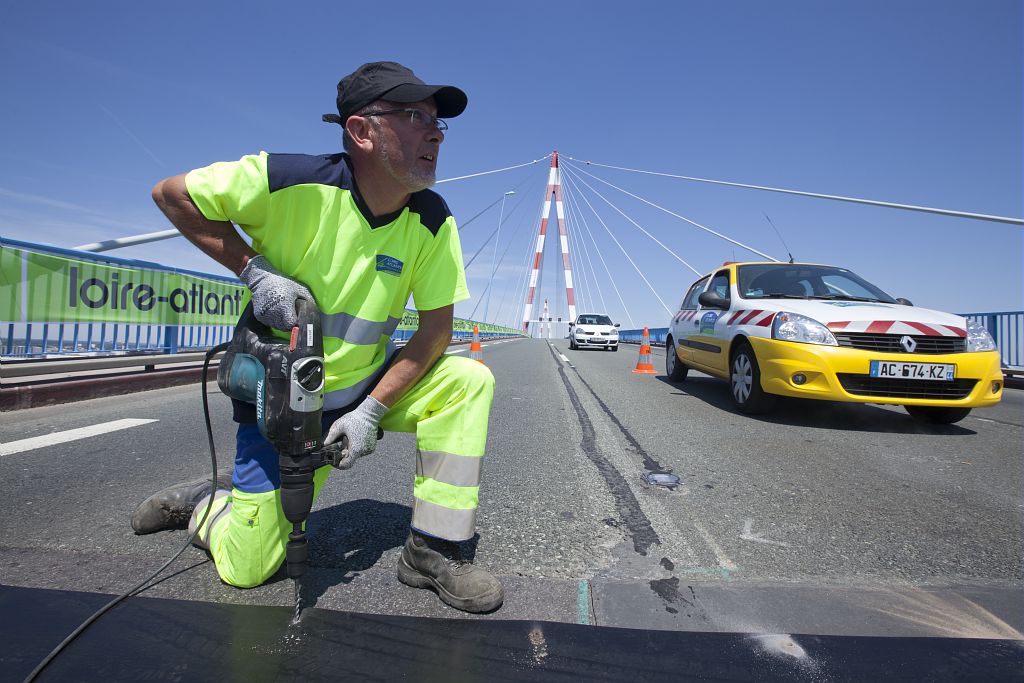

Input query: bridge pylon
[521,150,576,334]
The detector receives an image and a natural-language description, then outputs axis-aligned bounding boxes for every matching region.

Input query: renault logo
[900,335,917,353]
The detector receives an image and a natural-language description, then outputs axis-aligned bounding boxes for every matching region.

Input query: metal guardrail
[1,351,214,378]
[621,310,1023,370]
[3,323,520,360]
[2,322,234,358]
[2,333,522,382]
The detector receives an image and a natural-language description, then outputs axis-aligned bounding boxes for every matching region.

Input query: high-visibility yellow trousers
[192,354,494,588]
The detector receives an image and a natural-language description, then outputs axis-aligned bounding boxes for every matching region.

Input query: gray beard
[379,140,435,193]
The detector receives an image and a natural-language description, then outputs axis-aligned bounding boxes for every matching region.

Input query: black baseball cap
[322,61,467,126]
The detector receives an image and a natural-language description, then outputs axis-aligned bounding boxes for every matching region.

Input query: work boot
[397,530,504,613]
[131,469,233,534]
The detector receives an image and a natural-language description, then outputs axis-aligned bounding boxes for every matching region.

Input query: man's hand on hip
[238,255,315,330]
[325,396,389,467]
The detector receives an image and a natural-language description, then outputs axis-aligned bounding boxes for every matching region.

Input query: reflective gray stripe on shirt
[321,312,403,346]
[416,450,482,488]
[323,340,397,410]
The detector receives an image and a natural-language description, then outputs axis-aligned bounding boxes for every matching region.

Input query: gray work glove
[238,255,315,330]
[324,396,389,467]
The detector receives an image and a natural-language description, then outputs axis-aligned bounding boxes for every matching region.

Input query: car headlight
[966,321,997,352]
[772,312,837,346]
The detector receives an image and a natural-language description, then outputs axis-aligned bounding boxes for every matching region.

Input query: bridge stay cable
[561,178,608,316]
[483,178,547,325]
[497,183,550,328]
[561,172,631,325]
[568,181,608,316]
[559,183,590,314]
[562,168,674,317]
[436,154,552,185]
[569,211,594,314]
[500,194,544,329]
[462,175,537,270]
[563,166,703,277]
[562,171,655,324]
[467,193,540,321]
[562,159,779,263]
[563,156,1024,226]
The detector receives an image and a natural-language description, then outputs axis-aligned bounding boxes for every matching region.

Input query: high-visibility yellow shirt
[186,152,469,411]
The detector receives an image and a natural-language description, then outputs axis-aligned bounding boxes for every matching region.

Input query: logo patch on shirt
[376,255,404,277]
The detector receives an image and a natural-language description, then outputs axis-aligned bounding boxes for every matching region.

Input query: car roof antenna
[764,213,795,263]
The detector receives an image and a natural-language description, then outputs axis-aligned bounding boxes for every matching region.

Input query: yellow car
[665,262,1003,424]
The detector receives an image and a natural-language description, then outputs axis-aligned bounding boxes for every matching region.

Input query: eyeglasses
[362,108,448,131]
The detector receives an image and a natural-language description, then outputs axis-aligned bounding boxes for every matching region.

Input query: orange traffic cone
[470,324,484,363]
[632,327,656,374]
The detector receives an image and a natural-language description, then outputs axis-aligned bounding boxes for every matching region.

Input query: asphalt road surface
[2,338,1022,640]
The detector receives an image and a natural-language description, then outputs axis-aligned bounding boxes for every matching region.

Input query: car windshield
[577,315,613,326]
[737,264,897,303]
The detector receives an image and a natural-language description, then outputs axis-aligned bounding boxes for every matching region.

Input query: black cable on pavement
[23,341,229,683]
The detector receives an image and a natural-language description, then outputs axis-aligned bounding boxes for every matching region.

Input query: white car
[569,313,620,351]
[665,262,1003,424]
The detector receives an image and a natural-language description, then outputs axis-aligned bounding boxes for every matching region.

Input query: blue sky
[1,1,1020,329]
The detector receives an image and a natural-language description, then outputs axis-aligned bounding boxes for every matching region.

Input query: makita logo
[255,379,264,421]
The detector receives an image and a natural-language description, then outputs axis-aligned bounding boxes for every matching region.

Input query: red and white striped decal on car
[676,309,776,326]
[826,320,966,337]
[726,310,776,327]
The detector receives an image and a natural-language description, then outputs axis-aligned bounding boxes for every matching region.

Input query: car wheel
[612,345,618,352]
[665,337,688,381]
[905,405,972,424]
[730,342,775,414]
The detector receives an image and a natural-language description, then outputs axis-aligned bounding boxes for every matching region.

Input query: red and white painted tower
[521,151,576,333]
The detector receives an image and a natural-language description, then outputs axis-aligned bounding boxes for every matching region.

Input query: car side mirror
[896,297,913,306]
[614,323,620,327]
[568,322,574,327]
[698,291,730,310]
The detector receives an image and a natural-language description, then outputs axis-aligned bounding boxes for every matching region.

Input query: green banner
[1,245,248,325]
[1,242,523,335]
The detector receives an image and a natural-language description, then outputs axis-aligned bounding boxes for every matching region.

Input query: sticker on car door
[700,311,719,335]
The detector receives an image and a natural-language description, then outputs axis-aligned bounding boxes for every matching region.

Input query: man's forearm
[152,173,256,276]
[369,325,450,408]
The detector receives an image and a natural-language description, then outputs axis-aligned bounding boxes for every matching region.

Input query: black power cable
[23,341,230,683]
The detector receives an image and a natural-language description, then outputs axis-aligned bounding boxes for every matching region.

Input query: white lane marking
[740,518,793,547]
[559,353,570,362]
[692,521,738,570]
[447,348,467,354]
[1,418,159,457]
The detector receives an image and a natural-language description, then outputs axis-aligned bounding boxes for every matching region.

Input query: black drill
[217,298,350,580]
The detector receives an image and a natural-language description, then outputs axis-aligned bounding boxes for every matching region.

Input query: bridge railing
[1,238,522,360]
[621,311,1023,370]
[619,328,669,345]
[961,311,1023,369]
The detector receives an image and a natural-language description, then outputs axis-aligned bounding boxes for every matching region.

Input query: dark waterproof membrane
[3,585,1021,682]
